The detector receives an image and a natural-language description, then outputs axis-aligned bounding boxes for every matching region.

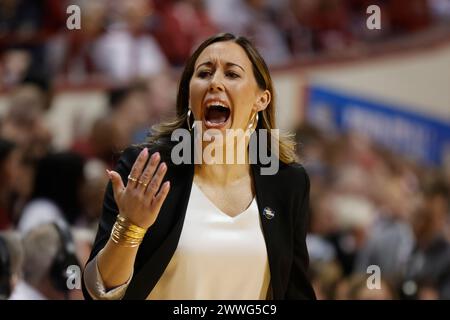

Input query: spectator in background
[9,223,80,300]
[307,192,339,265]
[401,179,450,299]
[0,78,52,160]
[279,0,354,57]
[354,174,416,288]
[326,184,376,276]
[47,0,108,82]
[151,0,218,66]
[78,160,109,230]
[340,273,395,299]
[0,0,47,79]
[17,152,85,233]
[71,116,119,168]
[0,139,21,230]
[0,231,23,300]
[239,0,292,66]
[72,82,151,164]
[0,0,44,42]
[0,49,32,88]
[0,76,53,226]
[93,0,168,82]
[309,260,342,299]
[206,0,291,66]
[278,0,319,58]
[144,72,177,126]
[106,82,151,145]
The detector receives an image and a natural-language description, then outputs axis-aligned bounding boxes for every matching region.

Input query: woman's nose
[209,73,224,92]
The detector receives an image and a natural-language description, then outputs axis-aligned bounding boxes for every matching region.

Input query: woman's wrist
[110,214,148,247]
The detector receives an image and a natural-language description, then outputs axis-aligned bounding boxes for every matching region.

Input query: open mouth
[204,101,231,128]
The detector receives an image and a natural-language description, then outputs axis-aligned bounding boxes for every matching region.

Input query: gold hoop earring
[248,112,259,130]
[187,109,193,131]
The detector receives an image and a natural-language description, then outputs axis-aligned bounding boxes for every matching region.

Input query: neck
[194,136,254,185]
[195,162,251,186]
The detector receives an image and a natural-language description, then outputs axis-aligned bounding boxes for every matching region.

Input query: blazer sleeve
[82,146,142,300]
[285,167,317,300]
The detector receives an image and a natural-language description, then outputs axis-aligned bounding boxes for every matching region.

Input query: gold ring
[127,175,138,183]
[137,180,148,187]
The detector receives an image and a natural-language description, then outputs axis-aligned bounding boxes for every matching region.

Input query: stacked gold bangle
[111,214,147,247]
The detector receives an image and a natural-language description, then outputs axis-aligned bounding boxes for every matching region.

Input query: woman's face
[189,41,270,135]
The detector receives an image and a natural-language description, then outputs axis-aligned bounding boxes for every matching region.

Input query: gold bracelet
[116,215,147,234]
[110,214,147,247]
[111,223,146,247]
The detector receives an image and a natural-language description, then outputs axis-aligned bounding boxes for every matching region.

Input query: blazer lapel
[251,163,283,299]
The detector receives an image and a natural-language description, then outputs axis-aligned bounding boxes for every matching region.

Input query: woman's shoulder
[278,161,309,186]
[254,161,309,200]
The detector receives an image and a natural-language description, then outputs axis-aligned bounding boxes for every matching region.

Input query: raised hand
[107,148,170,229]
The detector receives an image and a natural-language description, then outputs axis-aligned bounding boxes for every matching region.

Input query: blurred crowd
[2,0,450,88]
[298,125,450,300]
[0,76,174,299]
[0,0,449,300]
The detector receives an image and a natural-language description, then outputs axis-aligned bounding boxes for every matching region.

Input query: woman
[82,33,315,300]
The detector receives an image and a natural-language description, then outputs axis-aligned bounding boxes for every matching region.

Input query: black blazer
[82,144,316,300]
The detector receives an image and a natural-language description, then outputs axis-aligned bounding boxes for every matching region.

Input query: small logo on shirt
[263,207,275,220]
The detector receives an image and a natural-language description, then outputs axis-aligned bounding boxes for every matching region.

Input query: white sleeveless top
[147,182,271,299]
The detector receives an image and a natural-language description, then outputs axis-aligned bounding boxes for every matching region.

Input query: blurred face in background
[380,178,417,221]
[2,50,31,85]
[146,73,177,121]
[412,190,449,246]
[1,85,52,159]
[122,90,150,128]
[80,1,107,36]
[310,194,338,235]
[118,0,153,32]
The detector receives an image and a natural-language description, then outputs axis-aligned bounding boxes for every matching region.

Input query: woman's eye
[197,70,211,78]
[226,71,240,79]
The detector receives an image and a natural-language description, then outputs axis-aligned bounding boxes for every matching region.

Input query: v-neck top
[146,182,271,299]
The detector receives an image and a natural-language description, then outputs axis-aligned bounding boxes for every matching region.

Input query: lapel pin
[263,207,275,220]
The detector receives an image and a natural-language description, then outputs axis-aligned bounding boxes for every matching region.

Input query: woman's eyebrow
[195,61,213,71]
[195,61,245,72]
[226,62,245,72]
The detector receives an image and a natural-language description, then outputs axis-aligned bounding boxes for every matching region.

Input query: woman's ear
[255,90,271,112]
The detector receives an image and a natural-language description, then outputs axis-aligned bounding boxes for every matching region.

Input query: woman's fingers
[136,152,160,190]
[127,148,149,188]
[150,181,170,212]
[108,170,125,200]
[108,148,170,229]
[145,162,167,199]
